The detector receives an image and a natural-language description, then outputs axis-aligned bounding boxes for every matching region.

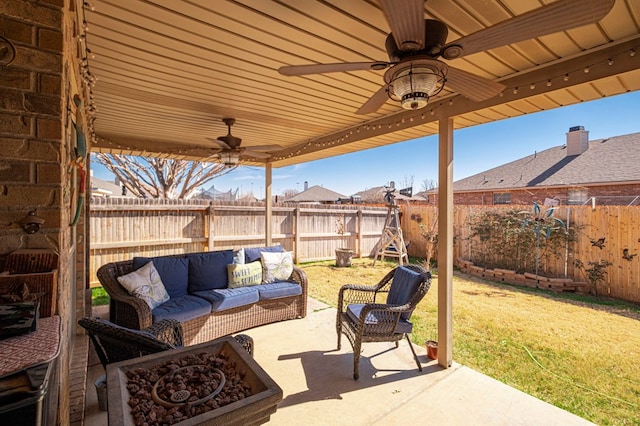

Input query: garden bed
[456,258,590,294]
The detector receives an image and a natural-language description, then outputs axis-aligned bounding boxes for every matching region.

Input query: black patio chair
[78,317,184,369]
[336,264,432,379]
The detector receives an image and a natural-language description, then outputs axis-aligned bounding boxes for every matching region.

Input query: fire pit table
[106,335,282,426]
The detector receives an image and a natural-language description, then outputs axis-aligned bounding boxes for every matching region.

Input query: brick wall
[1,1,89,423]
[428,183,640,206]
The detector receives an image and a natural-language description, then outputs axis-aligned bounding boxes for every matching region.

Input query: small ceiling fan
[205,118,281,166]
[278,0,614,114]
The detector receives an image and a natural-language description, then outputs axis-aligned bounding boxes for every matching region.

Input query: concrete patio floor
[81,299,593,425]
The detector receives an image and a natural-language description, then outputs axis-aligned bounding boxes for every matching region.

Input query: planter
[335,248,353,267]
[426,340,438,360]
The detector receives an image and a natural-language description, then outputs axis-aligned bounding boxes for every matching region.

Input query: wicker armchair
[336,264,432,379]
[78,317,184,369]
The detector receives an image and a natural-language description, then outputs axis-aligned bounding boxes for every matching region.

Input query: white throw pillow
[232,248,245,264]
[117,261,170,309]
[261,251,294,283]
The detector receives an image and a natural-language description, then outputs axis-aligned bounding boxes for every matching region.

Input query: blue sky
[92,91,640,197]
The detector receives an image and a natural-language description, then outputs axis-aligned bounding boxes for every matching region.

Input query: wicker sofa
[97,247,307,345]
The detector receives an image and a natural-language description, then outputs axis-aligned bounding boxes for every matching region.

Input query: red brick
[0,16,33,44]
[1,138,61,162]
[0,88,24,111]
[39,73,61,96]
[36,162,61,184]
[12,45,62,73]
[0,1,62,29]
[0,69,31,90]
[0,113,31,136]
[38,28,63,51]
[25,92,60,116]
[36,117,62,139]
[0,161,30,182]
[1,184,59,205]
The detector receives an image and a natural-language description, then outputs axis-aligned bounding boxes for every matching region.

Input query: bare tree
[399,175,414,190]
[421,178,437,191]
[92,153,236,199]
[281,188,299,200]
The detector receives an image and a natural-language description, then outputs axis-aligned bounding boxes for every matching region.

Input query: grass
[91,286,110,306]
[302,257,640,426]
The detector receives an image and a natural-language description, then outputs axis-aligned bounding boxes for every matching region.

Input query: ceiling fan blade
[442,0,615,59]
[205,138,232,150]
[279,61,389,76]
[356,86,389,115]
[379,0,425,51]
[446,67,505,102]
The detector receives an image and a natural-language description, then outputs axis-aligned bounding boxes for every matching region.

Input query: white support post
[437,117,454,368]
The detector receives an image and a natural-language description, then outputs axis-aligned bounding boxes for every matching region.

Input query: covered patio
[1,0,639,424]
[80,0,640,372]
[76,299,591,425]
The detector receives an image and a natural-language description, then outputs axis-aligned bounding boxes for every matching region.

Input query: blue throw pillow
[244,245,284,263]
[186,250,233,292]
[386,266,424,319]
[133,256,189,298]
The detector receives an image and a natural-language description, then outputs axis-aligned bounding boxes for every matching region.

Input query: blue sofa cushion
[253,282,302,300]
[244,245,284,263]
[346,304,413,335]
[193,287,260,312]
[133,256,189,298]
[386,266,423,320]
[186,250,233,292]
[151,295,212,323]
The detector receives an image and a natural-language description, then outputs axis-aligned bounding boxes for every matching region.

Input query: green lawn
[302,257,640,426]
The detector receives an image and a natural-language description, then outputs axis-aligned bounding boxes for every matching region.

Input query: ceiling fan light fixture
[219,151,240,166]
[386,59,447,110]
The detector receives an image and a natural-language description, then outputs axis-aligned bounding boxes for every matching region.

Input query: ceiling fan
[205,118,281,166]
[278,0,615,114]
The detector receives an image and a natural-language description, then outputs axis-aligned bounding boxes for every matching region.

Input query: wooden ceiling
[84,0,640,168]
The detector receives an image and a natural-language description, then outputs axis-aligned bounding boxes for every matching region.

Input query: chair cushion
[151,295,212,323]
[386,266,423,319]
[253,282,302,300]
[133,256,189,298]
[117,261,170,309]
[346,304,413,335]
[193,287,260,312]
[261,251,293,283]
[186,250,233,292]
[227,261,262,288]
[244,245,284,263]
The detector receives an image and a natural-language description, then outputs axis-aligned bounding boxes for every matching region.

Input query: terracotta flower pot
[426,340,438,360]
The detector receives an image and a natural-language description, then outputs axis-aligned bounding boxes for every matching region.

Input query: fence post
[294,206,300,263]
[357,207,363,258]
[207,203,214,251]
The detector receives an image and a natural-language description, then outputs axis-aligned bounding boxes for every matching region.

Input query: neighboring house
[433,127,640,206]
[90,175,135,198]
[285,185,345,204]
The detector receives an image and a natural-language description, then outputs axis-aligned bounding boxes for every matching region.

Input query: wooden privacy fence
[89,198,639,303]
[89,197,390,287]
[401,204,640,304]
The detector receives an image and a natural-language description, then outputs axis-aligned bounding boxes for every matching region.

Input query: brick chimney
[566,126,589,156]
